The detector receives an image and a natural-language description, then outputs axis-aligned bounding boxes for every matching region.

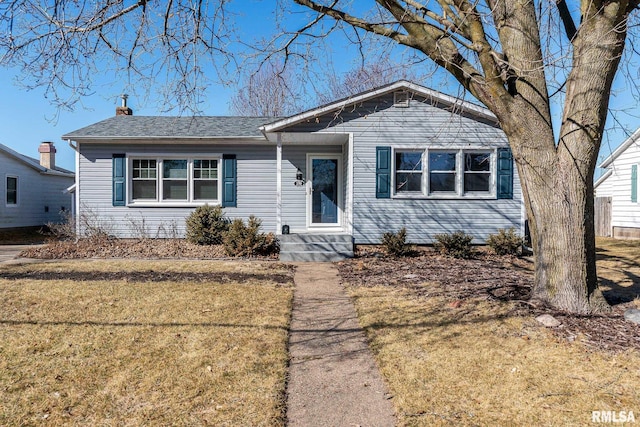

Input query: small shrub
[223,216,279,257]
[433,230,475,259]
[43,210,76,241]
[381,227,414,257]
[186,205,230,245]
[487,228,523,256]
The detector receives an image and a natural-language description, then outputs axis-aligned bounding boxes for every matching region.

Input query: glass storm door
[310,156,340,226]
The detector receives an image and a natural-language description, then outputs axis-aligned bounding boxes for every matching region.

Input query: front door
[308,155,342,227]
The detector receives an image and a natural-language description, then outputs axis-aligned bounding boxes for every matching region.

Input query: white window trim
[126,154,223,207]
[391,148,497,200]
[306,153,344,230]
[5,175,18,207]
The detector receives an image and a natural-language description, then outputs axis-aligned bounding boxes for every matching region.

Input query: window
[395,151,423,193]
[429,151,457,193]
[132,159,157,200]
[193,159,219,200]
[6,176,17,205]
[464,152,491,193]
[129,157,219,204]
[163,159,188,200]
[391,148,495,198]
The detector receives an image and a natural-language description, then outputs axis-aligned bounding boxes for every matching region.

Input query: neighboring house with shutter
[0,142,75,229]
[595,127,640,239]
[63,81,523,260]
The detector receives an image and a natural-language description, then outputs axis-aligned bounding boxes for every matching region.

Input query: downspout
[67,139,80,239]
[276,133,282,235]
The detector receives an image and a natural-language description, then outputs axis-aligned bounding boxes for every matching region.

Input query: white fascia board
[594,169,613,190]
[599,127,640,169]
[260,80,497,132]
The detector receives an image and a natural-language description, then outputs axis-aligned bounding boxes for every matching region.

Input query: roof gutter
[60,135,269,141]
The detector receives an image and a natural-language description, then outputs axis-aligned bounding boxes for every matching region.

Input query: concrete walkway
[287,262,395,427]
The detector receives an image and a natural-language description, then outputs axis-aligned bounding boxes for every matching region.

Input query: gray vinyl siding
[78,143,277,238]
[285,93,522,244]
[0,153,74,228]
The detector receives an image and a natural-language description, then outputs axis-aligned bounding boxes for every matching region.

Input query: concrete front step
[279,234,354,262]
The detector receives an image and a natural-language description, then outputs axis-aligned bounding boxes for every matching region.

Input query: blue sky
[0,2,638,174]
[0,66,237,171]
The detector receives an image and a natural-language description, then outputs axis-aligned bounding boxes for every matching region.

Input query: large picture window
[163,159,188,200]
[392,148,495,198]
[129,157,220,204]
[6,176,17,205]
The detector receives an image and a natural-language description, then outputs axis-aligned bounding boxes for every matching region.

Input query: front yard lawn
[0,260,293,426]
[339,241,640,426]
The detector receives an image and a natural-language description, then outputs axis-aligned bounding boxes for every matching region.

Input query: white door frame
[306,153,343,231]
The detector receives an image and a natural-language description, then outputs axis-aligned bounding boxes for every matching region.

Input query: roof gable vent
[393,90,410,107]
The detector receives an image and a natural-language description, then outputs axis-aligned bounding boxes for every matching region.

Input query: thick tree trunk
[501,110,609,314]
[523,152,609,313]
[493,4,631,314]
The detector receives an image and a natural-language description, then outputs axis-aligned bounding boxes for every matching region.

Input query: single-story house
[63,81,523,260]
[0,142,75,230]
[595,127,640,239]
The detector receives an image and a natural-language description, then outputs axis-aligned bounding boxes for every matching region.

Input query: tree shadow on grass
[0,270,294,284]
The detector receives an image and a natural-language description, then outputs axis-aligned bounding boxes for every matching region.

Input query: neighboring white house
[63,80,524,260]
[0,142,75,229]
[595,127,640,239]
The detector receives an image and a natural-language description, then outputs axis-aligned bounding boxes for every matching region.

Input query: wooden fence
[594,197,612,237]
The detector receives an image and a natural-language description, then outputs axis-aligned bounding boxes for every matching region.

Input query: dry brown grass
[597,238,640,306]
[342,242,640,426]
[0,260,293,426]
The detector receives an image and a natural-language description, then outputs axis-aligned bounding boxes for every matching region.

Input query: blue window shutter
[632,164,638,203]
[222,154,237,207]
[376,146,391,198]
[112,154,126,206]
[497,147,513,199]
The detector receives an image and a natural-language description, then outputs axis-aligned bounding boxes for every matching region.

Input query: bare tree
[316,56,419,104]
[0,1,234,112]
[229,61,302,117]
[282,0,640,313]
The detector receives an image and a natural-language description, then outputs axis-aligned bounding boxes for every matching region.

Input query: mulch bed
[337,248,640,353]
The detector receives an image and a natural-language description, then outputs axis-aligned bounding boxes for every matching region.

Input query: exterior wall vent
[393,90,410,107]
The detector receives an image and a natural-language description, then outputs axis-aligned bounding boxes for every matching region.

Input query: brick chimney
[116,94,133,116]
[38,142,56,170]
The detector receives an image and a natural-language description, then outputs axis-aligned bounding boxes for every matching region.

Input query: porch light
[294,168,305,187]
